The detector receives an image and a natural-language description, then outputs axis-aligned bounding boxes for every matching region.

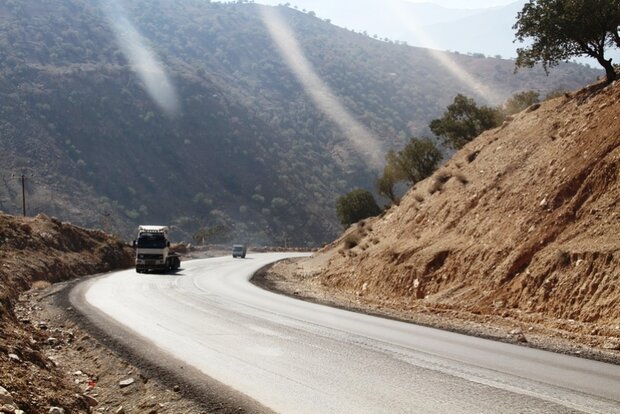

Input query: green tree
[430,94,502,149]
[394,138,443,184]
[514,0,620,83]
[376,139,441,205]
[336,189,382,227]
[375,150,404,204]
[503,90,540,115]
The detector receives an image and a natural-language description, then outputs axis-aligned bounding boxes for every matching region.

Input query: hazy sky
[256,1,519,9]
[406,0,516,8]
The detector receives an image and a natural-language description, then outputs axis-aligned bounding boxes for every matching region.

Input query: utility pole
[20,174,26,216]
[11,172,32,217]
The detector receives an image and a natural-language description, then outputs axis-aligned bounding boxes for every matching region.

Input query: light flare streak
[385,0,503,104]
[261,7,384,169]
[102,0,180,117]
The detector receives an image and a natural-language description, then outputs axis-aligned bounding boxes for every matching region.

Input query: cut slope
[0,213,133,413]
[316,81,620,338]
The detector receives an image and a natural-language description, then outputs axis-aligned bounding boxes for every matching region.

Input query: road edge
[251,259,620,366]
[57,272,275,414]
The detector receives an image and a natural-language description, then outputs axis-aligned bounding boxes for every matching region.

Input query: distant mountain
[423,1,526,58]
[0,1,600,245]
[256,0,489,42]
[258,0,619,64]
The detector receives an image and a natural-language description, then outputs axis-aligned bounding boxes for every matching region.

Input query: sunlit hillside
[0,0,600,245]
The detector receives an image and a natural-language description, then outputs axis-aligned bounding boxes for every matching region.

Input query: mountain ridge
[0,0,601,244]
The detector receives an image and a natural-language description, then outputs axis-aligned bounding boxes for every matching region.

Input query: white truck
[133,225,181,273]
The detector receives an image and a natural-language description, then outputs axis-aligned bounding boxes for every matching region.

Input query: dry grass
[32,280,52,290]
[455,173,469,185]
[428,182,441,194]
[466,150,480,163]
[343,230,363,250]
[435,171,452,184]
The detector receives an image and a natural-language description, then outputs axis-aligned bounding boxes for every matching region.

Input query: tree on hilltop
[430,94,502,150]
[514,0,620,83]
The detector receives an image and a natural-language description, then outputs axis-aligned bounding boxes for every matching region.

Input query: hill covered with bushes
[0,0,599,244]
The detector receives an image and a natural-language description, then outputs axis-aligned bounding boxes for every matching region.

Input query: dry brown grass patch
[32,280,52,290]
[455,173,469,185]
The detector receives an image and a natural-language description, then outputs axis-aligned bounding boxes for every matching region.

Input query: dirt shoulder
[11,273,269,414]
[253,257,620,366]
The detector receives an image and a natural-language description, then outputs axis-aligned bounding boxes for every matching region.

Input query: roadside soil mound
[285,81,620,354]
[0,213,133,413]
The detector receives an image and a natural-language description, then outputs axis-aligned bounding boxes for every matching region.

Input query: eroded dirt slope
[291,81,620,350]
[0,213,133,413]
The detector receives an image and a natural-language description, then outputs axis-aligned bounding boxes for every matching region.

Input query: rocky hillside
[0,213,133,413]
[308,80,620,346]
[0,0,599,245]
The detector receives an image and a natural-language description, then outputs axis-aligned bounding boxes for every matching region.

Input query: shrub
[336,189,382,227]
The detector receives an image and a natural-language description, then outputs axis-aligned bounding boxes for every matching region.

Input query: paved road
[73,253,620,413]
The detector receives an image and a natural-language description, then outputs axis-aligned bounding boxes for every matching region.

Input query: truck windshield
[137,234,167,249]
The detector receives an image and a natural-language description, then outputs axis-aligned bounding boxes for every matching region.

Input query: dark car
[232,244,247,258]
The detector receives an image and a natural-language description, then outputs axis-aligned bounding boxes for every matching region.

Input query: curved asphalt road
[73,253,620,413]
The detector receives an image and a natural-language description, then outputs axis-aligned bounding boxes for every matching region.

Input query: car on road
[232,244,247,258]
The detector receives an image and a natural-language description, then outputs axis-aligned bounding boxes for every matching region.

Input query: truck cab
[134,225,181,273]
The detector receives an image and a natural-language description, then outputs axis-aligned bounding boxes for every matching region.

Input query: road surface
[72,253,620,413]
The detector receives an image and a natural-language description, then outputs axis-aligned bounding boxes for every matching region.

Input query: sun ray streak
[102,0,180,117]
[261,7,384,169]
[386,0,503,104]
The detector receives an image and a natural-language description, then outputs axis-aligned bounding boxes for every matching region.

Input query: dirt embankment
[0,213,133,413]
[1,214,256,414]
[266,81,620,359]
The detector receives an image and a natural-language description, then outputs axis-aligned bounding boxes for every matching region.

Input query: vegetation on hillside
[336,189,381,227]
[375,139,442,205]
[0,0,602,245]
[368,89,542,210]
[430,94,503,150]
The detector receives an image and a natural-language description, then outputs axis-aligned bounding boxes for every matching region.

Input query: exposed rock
[118,378,135,388]
[0,387,13,406]
[48,407,65,414]
[83,394,99,407]
[0,404,17,413]
[508,329,528,343]
[602,339,620,351]
[115,406,125,414]
[7,355,20,363]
